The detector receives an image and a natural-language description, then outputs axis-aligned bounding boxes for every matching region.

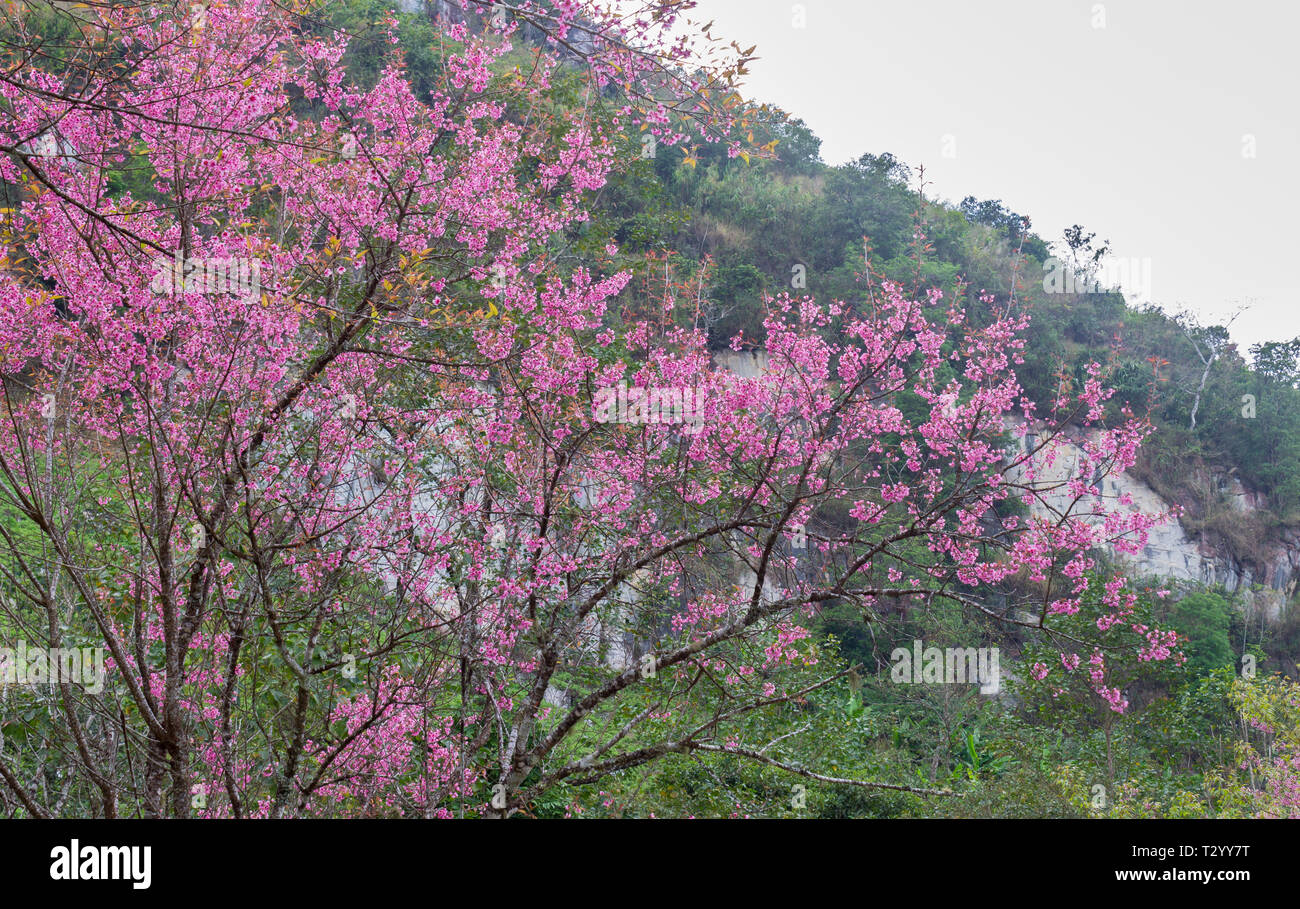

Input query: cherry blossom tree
[0,0,1174,818]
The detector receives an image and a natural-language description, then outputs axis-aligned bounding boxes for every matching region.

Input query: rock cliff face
[420,1,600,54]
[712,349,769,379]
[1005,417,1297,622]
[709,352,1298,622]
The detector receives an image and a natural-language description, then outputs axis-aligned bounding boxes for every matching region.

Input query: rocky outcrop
[1006,417,1297,622]
[712,349,769,378]
[423,1,599,55]
[709,354,1300,621]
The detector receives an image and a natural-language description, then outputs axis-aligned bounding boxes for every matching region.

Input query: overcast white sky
[684,0,1299,353]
